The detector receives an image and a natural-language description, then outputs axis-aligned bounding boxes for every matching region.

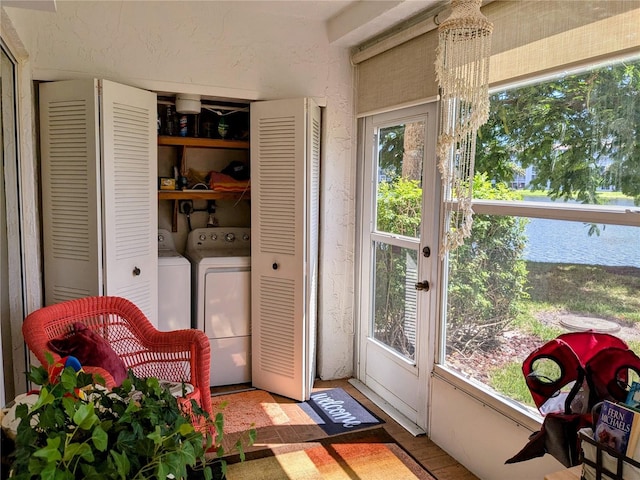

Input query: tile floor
[212,378,479,480]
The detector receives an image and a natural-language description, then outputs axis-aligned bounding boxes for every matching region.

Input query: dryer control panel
[185,227,251,255]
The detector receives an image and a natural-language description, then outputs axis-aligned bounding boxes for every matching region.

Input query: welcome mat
[299,387,384,436]
[224,427,435,480]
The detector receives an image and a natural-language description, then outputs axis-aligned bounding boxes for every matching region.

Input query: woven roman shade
[355,1,640,116]
[487,0,640,86]
[356,31,439,117]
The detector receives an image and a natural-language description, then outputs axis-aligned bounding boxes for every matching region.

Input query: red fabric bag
[507,331,640,467]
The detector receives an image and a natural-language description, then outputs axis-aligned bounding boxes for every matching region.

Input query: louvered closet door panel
[40,80,102,305]
[100,80,158,322]
[251,98,310,401]
[305,102,321,391]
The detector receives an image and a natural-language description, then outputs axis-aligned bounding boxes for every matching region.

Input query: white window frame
[1,18,42,400]
[432,59,640,429]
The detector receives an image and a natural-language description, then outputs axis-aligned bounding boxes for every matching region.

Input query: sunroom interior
[1,1,639,479]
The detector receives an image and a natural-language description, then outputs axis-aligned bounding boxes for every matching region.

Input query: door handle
[415,281,430,291]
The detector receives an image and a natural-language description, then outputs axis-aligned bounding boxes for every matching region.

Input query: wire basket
[579,428,640,480]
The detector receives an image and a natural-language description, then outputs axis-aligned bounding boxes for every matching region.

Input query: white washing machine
[185,227,251,386]
[157,229,191,331]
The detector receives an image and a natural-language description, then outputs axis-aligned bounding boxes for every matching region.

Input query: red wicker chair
[22,296,212,418]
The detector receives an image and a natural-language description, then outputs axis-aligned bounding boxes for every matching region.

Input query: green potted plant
[8,353,255,479]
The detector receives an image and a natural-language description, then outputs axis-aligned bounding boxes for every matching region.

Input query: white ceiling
[3,0,447,48]
[325,0,446,46]
[255,0,446,47]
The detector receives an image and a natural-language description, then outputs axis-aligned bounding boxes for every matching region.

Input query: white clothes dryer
[185,227,251,387]
[157,229,191,331]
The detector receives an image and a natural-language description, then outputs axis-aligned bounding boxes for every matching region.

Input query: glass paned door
[358,104,438,430]
[373,241,419,361]
[372,117,424,360]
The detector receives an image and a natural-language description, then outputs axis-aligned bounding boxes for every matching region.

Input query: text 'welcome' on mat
[300,387,384,435]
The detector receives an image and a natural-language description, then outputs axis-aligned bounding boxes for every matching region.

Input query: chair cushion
[47,322,128,386]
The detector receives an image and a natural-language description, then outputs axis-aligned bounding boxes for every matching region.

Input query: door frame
[0,31,41,403]
[354,101,441,433]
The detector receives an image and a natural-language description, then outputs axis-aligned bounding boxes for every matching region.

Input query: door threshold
[210,383,255,396]
[348,378,426,437]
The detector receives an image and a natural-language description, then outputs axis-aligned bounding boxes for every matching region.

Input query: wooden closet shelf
[157,136,249,149]
[158,190,250,200]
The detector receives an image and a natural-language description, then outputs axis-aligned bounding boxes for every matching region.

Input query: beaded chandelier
[435,0,493,256]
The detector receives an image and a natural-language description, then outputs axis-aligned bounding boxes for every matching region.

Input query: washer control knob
[199,234,206,241]
[243,234,250,241]
[225,232,236,242]
[210,234,217,241]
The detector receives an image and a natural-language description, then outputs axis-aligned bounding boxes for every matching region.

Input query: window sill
[471,199,640,227]
[433,364,543,432]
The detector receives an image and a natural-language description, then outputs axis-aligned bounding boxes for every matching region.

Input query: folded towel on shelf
[207,171,250,193]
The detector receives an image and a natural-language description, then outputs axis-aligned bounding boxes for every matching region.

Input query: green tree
[445,174,530,354]
[378,125,406,181]
[476,58,640,204]
[377,179,422,237]
[374,178,422,357]
[375,174,529,355]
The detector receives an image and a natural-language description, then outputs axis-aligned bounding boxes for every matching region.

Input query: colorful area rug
[300,387,384,435]
[225,427,436,480]
[210,389,290,434]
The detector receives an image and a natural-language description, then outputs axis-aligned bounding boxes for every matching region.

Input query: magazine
[627,381,640,411]
[594,400,640,456]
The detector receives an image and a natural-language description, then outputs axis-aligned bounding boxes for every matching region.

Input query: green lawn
[519,189,635,204]
[489,262,640,406]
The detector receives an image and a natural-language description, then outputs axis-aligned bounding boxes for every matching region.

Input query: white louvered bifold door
[100,80,157,322]
[305,103,321,396]
[250,98,320,401]
[40,80,102,305]
[40,79,157,321]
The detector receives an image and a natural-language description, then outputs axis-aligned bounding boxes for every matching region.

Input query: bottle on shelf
[164,105,176,136]
[179,115,188,137]
[218,116,229,139]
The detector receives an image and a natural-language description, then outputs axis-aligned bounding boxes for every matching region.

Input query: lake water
[521,197,640,268]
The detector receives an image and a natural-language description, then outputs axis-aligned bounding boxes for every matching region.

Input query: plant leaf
[235,439,246,462]
[60,367,79,390]
[214,412,224,437]
[63,442,94,463]
[39,462,58,480]
[147,425,163,445]
[248,428,257,445]
[204,465,213,480]
[33,436,62,462]
[110,450,130,479]
[162,451,184,476]
[178,422,194,436]
[92,424,108,451]
[157,460,169,480]
[32,386,55,412]
[73,402,98,430]
[61,396,77,419]
[180,440,197,466]
[30,362,50,385]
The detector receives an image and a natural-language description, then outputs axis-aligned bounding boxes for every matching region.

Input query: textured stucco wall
[2,1,356,380]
